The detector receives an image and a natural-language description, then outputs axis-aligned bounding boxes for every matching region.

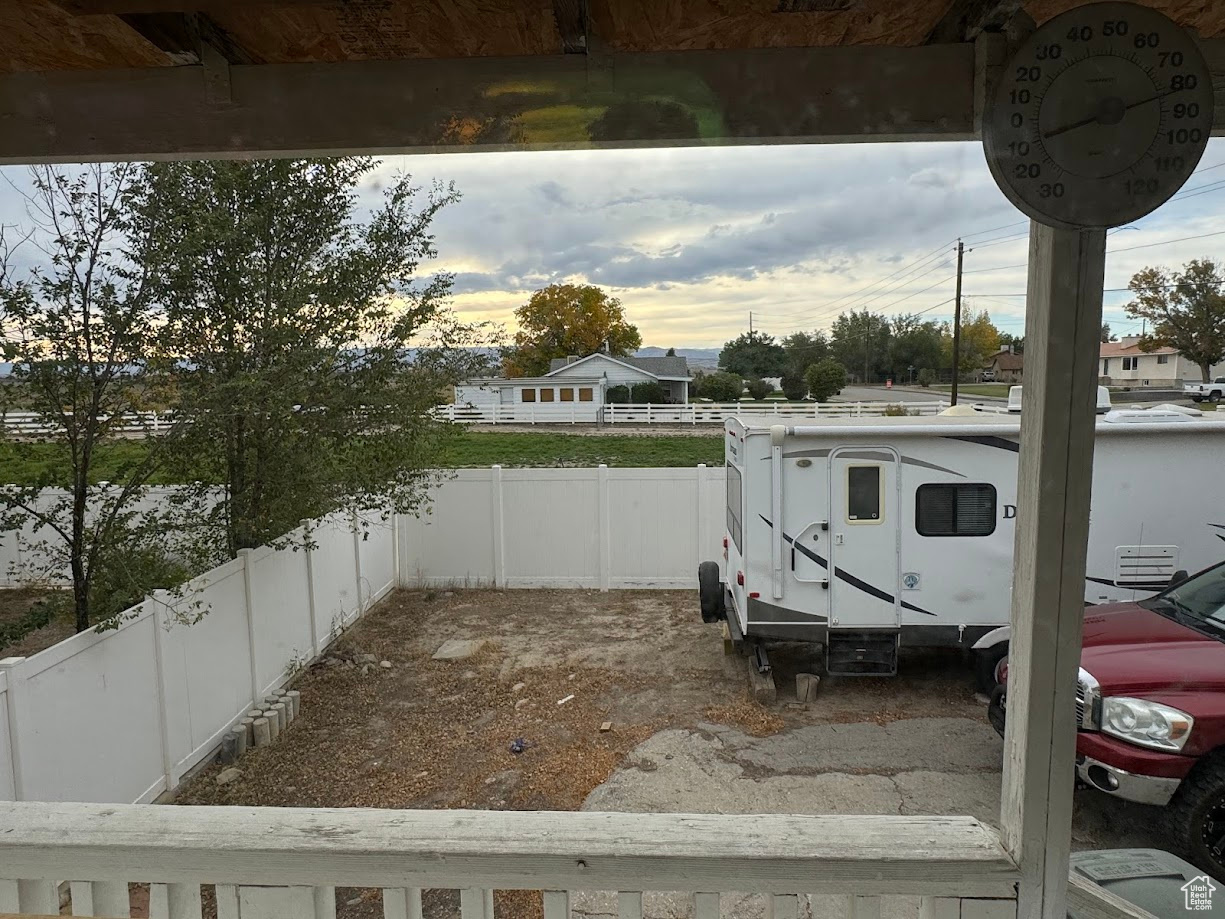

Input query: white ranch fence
[1,411,173,437]
[0,512,396,804]
[398,465,726,589]
[435,400,955,424]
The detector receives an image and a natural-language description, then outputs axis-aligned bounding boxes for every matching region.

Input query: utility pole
[749,311,754,335]
[950,239,965,406]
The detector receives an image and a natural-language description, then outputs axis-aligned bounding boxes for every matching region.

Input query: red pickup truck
[988,560,1225,878]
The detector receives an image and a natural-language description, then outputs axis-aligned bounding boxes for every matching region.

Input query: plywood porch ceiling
[4,0,1225,73]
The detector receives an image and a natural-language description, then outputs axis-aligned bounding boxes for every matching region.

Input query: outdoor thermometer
[983,1,1212,229]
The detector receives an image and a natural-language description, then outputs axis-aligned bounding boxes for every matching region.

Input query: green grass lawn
[441,432,723,467]
[0,431,725,484]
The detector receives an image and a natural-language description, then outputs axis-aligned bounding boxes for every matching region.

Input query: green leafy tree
[0,165,191,632]
[889,314,944,380]
[1126,261,1225,381]
[133,158,493,556]
[504,284,640,377]
[718,331,787,378]
[998,332,1024,355]
[917,368,937,387]
[630,381,667,404]
[781,331,829,377]
[1101,322,1117,343]
[942,308,1001,377]
[779,374,808,400]
[744,377,773,400]
[830,310,890,383]
[805,359,848,402]
[698,371,744,402]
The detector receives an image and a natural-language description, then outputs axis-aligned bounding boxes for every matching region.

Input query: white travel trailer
[698,406,1225,685]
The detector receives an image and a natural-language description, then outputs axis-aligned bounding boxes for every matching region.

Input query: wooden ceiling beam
[925,0,1023,44]
[51,0,288,13]
[0,44,981,163]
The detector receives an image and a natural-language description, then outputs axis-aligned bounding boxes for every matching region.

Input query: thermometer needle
[1042,88,1180,139]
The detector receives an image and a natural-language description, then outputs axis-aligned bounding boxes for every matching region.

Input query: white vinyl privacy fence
[398,465,727,589]
[0,512,396,804]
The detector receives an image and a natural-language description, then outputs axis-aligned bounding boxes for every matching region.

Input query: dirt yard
[173,589,993,919]
[0,587,70,658]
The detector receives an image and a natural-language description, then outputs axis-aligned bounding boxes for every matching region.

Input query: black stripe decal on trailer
[760,515,938,617]
[942,435,1020,453]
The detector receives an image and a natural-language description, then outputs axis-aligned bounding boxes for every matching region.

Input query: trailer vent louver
[1114,546,1179,587]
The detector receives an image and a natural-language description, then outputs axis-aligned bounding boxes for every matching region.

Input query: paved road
[836,385,1008,404]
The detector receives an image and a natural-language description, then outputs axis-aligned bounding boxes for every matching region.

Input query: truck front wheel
[1165,755,1225,880]
[1210,390,1223,404]
[698,561,725,623]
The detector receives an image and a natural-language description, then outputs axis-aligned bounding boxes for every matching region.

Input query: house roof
[1100,339,1179,357]
[988,351,1024,371]
[547,353,691,380]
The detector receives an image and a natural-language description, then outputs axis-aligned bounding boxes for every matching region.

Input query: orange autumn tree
[503,283,642,377]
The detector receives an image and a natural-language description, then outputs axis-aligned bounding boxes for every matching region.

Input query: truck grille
[1076,680,1086,727]
[1076,668,1100,730]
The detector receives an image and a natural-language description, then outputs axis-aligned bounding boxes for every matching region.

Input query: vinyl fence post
[647,404,653,424]
[301,520,320,658]
[351,512,364,616]
[237,548,261,705]
[0,657,28,800]
[695,464,708,574]
[148,591,177,794]
[490,465,505,588]
[598,464,610,592]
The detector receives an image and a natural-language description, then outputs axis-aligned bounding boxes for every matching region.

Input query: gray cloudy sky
[368,138,1225,348]
[3,140,1224,350]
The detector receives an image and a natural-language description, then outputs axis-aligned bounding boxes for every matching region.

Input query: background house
[547,353,691,402]
[983,348,1024,383]
[453,352,691,420]
[1099,336,1225,388]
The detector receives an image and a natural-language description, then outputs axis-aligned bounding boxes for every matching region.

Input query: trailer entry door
[828,448,901,629]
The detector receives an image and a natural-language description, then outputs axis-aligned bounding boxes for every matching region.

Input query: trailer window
[846,466,882,523]
[727,464,743,551]
[916,484,997,537]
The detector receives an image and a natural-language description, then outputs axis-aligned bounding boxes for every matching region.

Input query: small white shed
[454,375,606,421]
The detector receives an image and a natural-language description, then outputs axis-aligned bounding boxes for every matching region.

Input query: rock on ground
[432,638,489,661]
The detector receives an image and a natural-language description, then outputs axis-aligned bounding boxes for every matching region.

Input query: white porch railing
[0,803,1023,919]
[0,803,1153,919]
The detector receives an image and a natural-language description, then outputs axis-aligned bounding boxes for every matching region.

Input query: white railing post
[237,548,261,704]
[571,402,576,424]
[490,465,505,588]
[598,464,610,591]
[148,591,177,795]
[647,403,653,424]
[1001,223,1106,919]
[0,657,27,800]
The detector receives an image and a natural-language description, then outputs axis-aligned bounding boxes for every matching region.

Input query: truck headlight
[1101,697,1193,751]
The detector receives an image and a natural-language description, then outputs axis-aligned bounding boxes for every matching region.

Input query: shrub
[917,368,936,388]
[630,381,668,404]
[606,385,631,404]
[744,377,773,401]
[780,374,808,400]
[699,371,744,403]
[805,359,848,403]
[883,404,918,417]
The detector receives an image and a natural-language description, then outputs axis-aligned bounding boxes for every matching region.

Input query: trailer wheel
[698,561,725,623]
[974,643,1008,694]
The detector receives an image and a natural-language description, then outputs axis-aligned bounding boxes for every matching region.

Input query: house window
[521,388,536,402]
[578,388,594,402]
[1157,354,1170,365]
[916,484,997,537]
[727,464,743,551]
[1102,359,1110,374]
[540,388,555,402]
[1122,356,1137,371]
[559,388,574,402]
[846,465,882,524]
